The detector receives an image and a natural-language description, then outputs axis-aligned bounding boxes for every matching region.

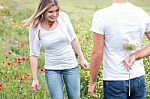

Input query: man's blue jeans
[45,67,80,99]
[103,76,146,99]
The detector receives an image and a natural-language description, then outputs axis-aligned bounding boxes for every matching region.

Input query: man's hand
[124,54,135,71]
[88,82,98,99]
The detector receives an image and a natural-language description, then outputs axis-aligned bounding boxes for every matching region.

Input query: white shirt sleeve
[139,7,150,32]
[146,17,150,32]
[90,11,105,35]
[29,27,40,57]
[63,12,77,42]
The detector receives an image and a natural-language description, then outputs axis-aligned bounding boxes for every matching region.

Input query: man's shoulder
[94,7,111,16]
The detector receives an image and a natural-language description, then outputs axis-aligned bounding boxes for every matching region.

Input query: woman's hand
[31,79,40,92]
[80,60,90,70]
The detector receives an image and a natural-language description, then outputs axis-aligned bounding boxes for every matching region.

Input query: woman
[24,0,89,98]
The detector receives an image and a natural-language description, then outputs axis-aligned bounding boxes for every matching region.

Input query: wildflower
[15,64,18,68]
[16,74,20,78]
[4,75,9,79]
[22,57,29,61]
[22,57,26,61]
[18,60,22,64]
[0,87,2,91]
[8,51,12,54]
[20,43,24,48]
[39,67,45,72]
[22,75,27,80]
[25,73,30,77]
[25,58,29,61]
[7,62,11,66]
[17,57,21,61]
[5,56,8,59]
[13,58,17,62]
[0,81,2,87]
[2,61,6,65]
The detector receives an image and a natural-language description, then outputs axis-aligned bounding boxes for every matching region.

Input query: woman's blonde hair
[23,0,59,28]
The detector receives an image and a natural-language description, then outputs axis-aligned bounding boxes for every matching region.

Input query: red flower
[2,61,6,65]
[15,64,18,68]
[39,67,45,72]
[17,57,21,61]
[22,57,26,61]
[7,62,11,66]
[5,56,8,59]
[20,43,24,48]
[25,58,29,61]
[0,87,2,91]
[22,75,27,80]
[13,58,17,62]
[25,73,30,77]
[16,74,20,78]
[18,60,22,64]
[8,51,12,54]
[4,75,9,79]
[22,48,25,50]
[0,81,2,87]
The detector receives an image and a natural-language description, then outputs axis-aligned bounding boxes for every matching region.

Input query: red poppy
[0,81,2,87]
[39,67,45,72]
[22,75,27,80]
[25,73,30,77]
[7,62,11,66]
[16,74,20,78]
[13,58,17,62]
[18,60,22,64]
[5,56,8,59]
[25,58,29,61]
[20,43,24,48]
[22,57,26,61]
[4,75,9,79]
[8,51,12,54]
[2,61,6,65]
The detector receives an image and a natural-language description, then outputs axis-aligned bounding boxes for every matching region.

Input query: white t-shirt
[91,2,150,80]
[29,12,78,70]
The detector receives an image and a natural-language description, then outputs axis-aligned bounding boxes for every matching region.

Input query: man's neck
[113,0,128,3]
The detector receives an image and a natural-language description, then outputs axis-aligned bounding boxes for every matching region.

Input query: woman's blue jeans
[45,67,80,99]
[103,76,146,99]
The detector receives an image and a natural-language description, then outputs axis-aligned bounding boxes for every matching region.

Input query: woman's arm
[71,38,89,69]
[29,27,40,92]
[30,56,39,92]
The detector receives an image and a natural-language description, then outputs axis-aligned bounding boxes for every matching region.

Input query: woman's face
[43,5,59,22]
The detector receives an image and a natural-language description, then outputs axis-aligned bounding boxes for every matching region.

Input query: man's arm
[136,32,150,59]
[88,32,104,97]
[124,32,150,69]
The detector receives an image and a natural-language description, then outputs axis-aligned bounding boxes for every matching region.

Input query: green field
[0,0,150,98]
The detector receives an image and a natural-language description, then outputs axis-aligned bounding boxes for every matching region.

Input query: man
[88,0,150,98]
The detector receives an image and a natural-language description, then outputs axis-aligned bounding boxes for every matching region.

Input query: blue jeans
[103,76,146,99]
[45,67,80,99]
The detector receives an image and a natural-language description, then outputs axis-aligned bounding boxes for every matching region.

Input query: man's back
[91,2,149,80]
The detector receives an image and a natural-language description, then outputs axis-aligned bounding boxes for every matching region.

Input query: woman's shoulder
[29,24,40,32]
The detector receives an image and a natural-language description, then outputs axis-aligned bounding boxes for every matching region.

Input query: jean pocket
[104,81,125,93]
